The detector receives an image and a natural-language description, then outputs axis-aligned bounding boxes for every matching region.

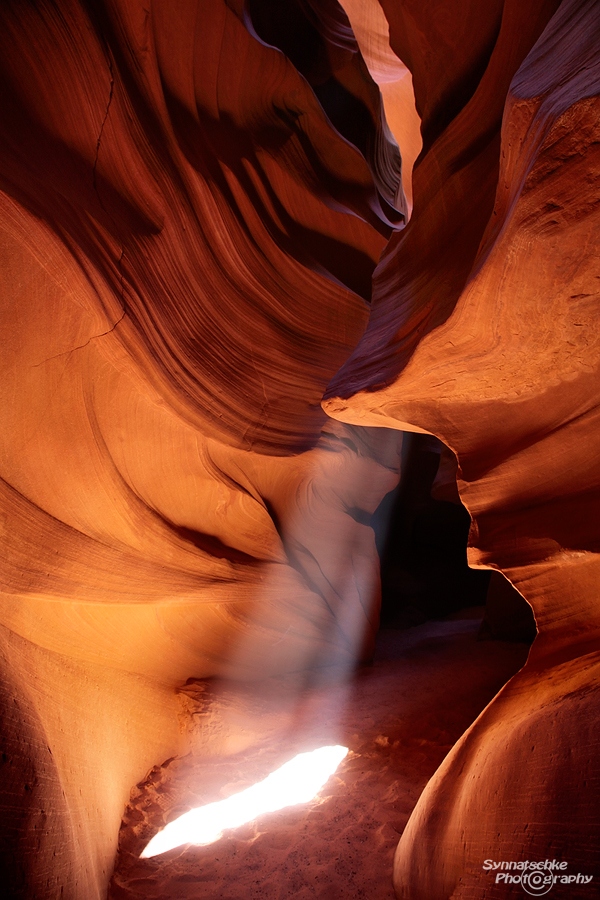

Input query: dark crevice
[372,433,535,640]
[312,77,372,160]
[247,0,336,85]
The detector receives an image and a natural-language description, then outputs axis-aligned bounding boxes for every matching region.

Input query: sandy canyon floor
[109,609,529,900]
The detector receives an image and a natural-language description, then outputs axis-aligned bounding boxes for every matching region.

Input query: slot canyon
[0,0,598,898]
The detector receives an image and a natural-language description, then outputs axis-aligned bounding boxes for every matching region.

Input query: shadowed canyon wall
[325,0,600,896]
[0,1,403,895]
[1,0,599,898]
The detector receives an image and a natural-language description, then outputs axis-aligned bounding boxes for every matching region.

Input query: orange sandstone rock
[325,0,600,896]
[0,2,402,896]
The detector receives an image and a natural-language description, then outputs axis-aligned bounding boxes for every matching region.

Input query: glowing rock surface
[1,0,599,898]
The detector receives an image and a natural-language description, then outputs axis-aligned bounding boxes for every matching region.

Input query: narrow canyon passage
[1,1,599,898]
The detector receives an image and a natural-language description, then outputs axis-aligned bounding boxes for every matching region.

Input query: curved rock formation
[325,0,600,895]
[0,2,403,896]
[337,0,422,212]
[3,0,599,897]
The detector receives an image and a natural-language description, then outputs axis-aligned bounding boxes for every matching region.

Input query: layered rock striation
[2,0,599,898]
[325,0,600,895]
[0,2,403,896]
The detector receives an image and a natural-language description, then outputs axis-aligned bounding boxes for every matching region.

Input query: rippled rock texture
[2,0,599,898]
[0,1,402,896]
[326,0,600,896]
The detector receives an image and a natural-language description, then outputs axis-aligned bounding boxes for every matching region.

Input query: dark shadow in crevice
[372,432,536,642]
[248,0,375,160]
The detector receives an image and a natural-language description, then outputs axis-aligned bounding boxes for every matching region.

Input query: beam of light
[140,744,348,858]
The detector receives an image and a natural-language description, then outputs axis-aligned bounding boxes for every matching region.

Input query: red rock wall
[325,0,600,895]
[3,0,599,897]
[0,2,403,896]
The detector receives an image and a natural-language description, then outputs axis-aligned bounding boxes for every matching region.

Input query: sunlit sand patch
[140,745,349,858]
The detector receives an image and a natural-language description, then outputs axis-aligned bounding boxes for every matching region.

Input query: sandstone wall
[0,2,402,895]
[325,0,600,895]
